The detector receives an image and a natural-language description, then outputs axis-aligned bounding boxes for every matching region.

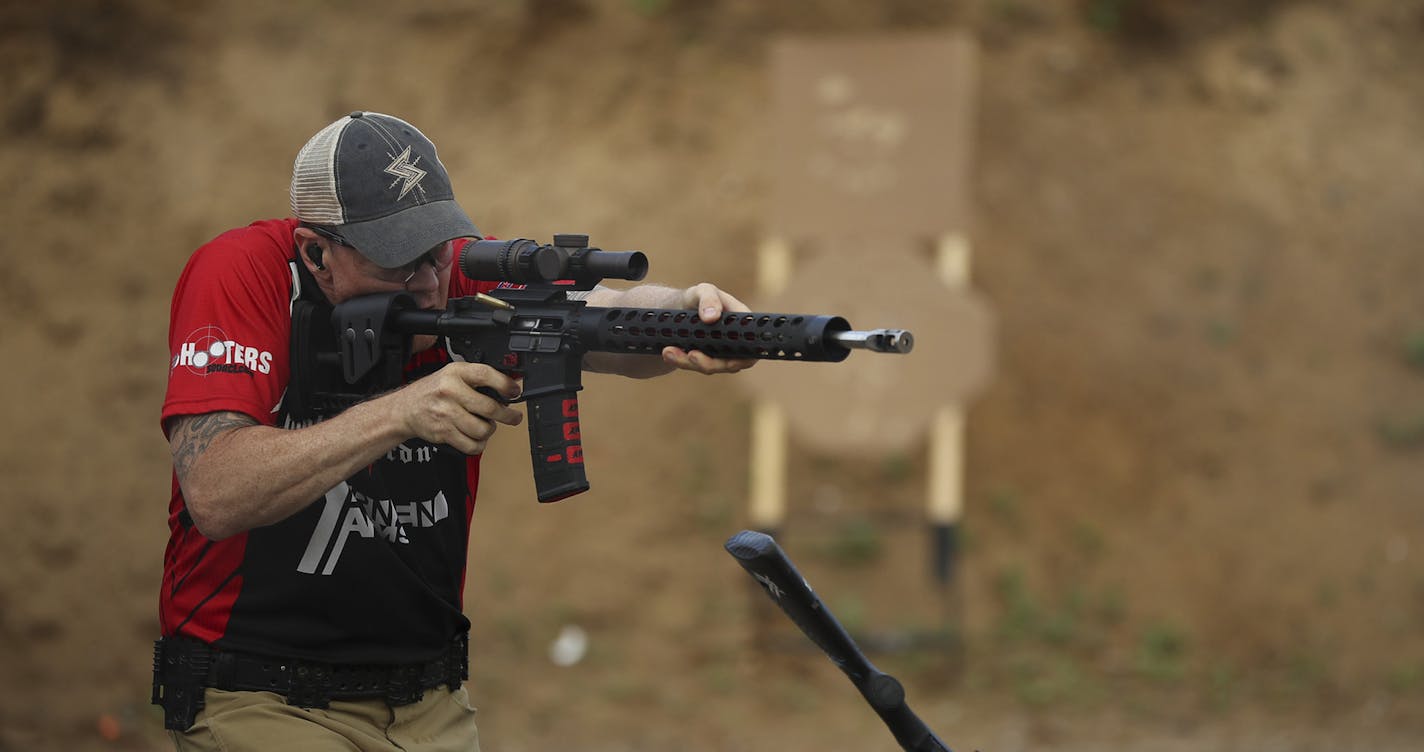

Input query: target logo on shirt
[172,324,274,377]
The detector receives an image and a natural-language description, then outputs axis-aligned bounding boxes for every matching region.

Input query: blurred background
[2,0,1422,749]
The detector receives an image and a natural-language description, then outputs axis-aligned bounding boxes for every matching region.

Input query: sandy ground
[2,1,1423,749]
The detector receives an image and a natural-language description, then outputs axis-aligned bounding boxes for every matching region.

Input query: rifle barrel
[827,328,914,354]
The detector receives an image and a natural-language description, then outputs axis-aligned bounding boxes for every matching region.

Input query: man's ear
[293,227,329,275]
[305,243,325,270]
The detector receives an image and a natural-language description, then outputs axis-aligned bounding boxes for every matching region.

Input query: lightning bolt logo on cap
[383,145,428,201]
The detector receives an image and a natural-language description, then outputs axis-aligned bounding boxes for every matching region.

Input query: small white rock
[548,624,588,667]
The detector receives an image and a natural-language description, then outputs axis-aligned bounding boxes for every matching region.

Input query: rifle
[291,234,913,503]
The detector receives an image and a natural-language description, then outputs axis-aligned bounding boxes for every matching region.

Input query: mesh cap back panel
[289,117,349,224]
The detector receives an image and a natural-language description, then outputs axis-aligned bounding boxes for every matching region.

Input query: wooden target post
[748,237,793,535]
[929,232,973,585]
[745,34,993,597]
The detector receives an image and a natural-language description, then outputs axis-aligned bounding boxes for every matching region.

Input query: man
[154,111,753,750]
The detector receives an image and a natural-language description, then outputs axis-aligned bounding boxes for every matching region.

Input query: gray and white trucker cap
[289,111,479,268]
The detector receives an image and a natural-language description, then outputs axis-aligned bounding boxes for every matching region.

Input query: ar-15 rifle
[291,234,912,503]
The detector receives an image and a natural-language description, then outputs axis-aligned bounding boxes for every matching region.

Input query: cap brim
[335,199,480,268]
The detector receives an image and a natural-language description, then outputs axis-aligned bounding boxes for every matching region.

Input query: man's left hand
[662,282,758,374]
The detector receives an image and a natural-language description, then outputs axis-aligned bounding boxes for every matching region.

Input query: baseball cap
[289,111,479,268]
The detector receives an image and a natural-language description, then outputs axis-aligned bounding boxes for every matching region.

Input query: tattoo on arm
[168,412,258,480]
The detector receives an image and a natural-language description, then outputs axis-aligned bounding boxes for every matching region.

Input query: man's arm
[169,363,523,541]
[582,282,758,377]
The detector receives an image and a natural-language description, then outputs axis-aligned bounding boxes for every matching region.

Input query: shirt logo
[297,480,450,575]
[172,325,274,376]
[383,145,427,201]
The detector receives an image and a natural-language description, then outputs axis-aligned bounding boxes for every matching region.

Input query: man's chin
[411,333,439,353]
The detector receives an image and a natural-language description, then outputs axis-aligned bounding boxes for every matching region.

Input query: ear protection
[306,244,325,270]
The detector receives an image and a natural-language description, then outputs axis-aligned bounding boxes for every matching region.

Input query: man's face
[296,227,458,353]
[323,241,455,311]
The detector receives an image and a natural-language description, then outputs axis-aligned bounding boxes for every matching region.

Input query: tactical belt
[152,633,469,730]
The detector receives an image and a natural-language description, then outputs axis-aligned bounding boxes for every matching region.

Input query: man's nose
[404,262,440,293]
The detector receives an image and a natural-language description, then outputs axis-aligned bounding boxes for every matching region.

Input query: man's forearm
[581,284,686,377]
[584,283,687,310]
[169,398,410,540]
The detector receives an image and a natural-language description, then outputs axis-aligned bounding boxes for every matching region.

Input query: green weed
[880,452,915,485]
[1205,318,1237,346]
[627,0,669,16]
[1192,265,1224,293]
[774,678,821,713]
[1085,0,1130,31]
[1285,651,1327,696]
[1403,329,1424,370]
[1206,660,1239,711]
[992,570,1123,651]
[986,488,1022,527]
[1136,621,1189,684]
[701,663,737,695]
[819,518,884,567]
[830,594,866,635]
[990,0,1043,26]
[601,673,656,703]
[1014,655,1091,707]
[1386,662,1423,693]
[1096,586,1128,626]
[1041,588,1089,647]
[1071,520,1106,561]
[993,567,1041,643]
[1315,581,1339,609]
[1377,410,1424,449]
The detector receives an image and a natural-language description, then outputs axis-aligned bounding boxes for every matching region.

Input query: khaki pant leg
[387,686,482,752]
[171,687,480,752]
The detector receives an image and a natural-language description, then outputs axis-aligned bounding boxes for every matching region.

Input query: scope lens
[573,251,648,282]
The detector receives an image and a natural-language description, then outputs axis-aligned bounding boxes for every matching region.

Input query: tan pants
[170,685,481,752]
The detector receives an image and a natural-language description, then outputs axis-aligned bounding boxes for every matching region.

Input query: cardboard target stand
[741,34,995,601]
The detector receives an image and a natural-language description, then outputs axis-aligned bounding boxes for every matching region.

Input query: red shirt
[161,218,496,664]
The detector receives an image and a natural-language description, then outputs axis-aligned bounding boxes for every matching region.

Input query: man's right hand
[385,362,524,455]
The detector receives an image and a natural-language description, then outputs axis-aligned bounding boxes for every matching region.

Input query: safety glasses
[308,225,455,285]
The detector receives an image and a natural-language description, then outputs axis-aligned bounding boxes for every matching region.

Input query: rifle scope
[461,234,648,286]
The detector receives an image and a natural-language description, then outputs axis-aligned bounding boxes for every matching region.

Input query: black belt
[152,634,468,730]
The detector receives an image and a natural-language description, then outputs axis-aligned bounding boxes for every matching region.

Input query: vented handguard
[582,309,856,362]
